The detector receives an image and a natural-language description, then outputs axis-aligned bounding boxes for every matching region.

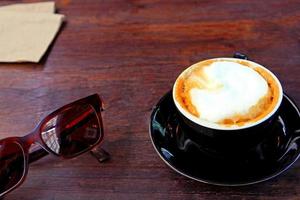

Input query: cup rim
[173,57,283,131]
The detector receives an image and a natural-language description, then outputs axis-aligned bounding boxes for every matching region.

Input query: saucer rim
[149,91,300,186]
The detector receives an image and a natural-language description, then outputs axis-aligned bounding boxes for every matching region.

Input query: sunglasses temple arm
[29,148,49,164]
[90,146,110,163]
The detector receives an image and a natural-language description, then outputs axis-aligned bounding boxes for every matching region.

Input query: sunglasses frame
[0,94,104,197]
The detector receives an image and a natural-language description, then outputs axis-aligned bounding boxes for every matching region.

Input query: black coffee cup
[172,55,283,158]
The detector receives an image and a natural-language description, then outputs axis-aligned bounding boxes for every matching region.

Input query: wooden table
[1,0,300,199]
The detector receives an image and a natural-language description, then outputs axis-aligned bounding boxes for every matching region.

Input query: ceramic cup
[172,55,283,158]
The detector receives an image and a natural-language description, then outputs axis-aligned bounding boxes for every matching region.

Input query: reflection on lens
[0,142,25,195]
[41,116,60,154]
[41,104,101,157]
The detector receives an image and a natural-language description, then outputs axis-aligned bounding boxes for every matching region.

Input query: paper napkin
[0,2,55,13]
[0,2,64,63]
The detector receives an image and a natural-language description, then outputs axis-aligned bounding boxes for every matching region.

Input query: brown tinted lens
[41,104,101,157]
[0,142,25,195]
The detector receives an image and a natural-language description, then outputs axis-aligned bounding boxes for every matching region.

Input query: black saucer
[149,91,300,186]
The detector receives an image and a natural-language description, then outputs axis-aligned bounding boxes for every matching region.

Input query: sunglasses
[0,94,108,197]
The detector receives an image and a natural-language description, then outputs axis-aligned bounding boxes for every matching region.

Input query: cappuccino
[174,58,282,128]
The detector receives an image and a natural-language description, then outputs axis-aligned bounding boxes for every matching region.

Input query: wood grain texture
[0,0,300,199]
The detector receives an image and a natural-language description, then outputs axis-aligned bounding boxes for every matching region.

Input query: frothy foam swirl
[175,59,278,127]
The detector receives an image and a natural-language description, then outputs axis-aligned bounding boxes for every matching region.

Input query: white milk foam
[190,61,268,123]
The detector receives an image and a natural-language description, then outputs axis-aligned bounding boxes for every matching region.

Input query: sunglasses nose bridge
[21,130,40,150]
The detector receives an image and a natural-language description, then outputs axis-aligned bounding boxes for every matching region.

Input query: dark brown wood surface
[0,0,300,199]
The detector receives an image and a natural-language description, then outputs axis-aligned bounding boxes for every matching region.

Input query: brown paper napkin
[0,2,64,63]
